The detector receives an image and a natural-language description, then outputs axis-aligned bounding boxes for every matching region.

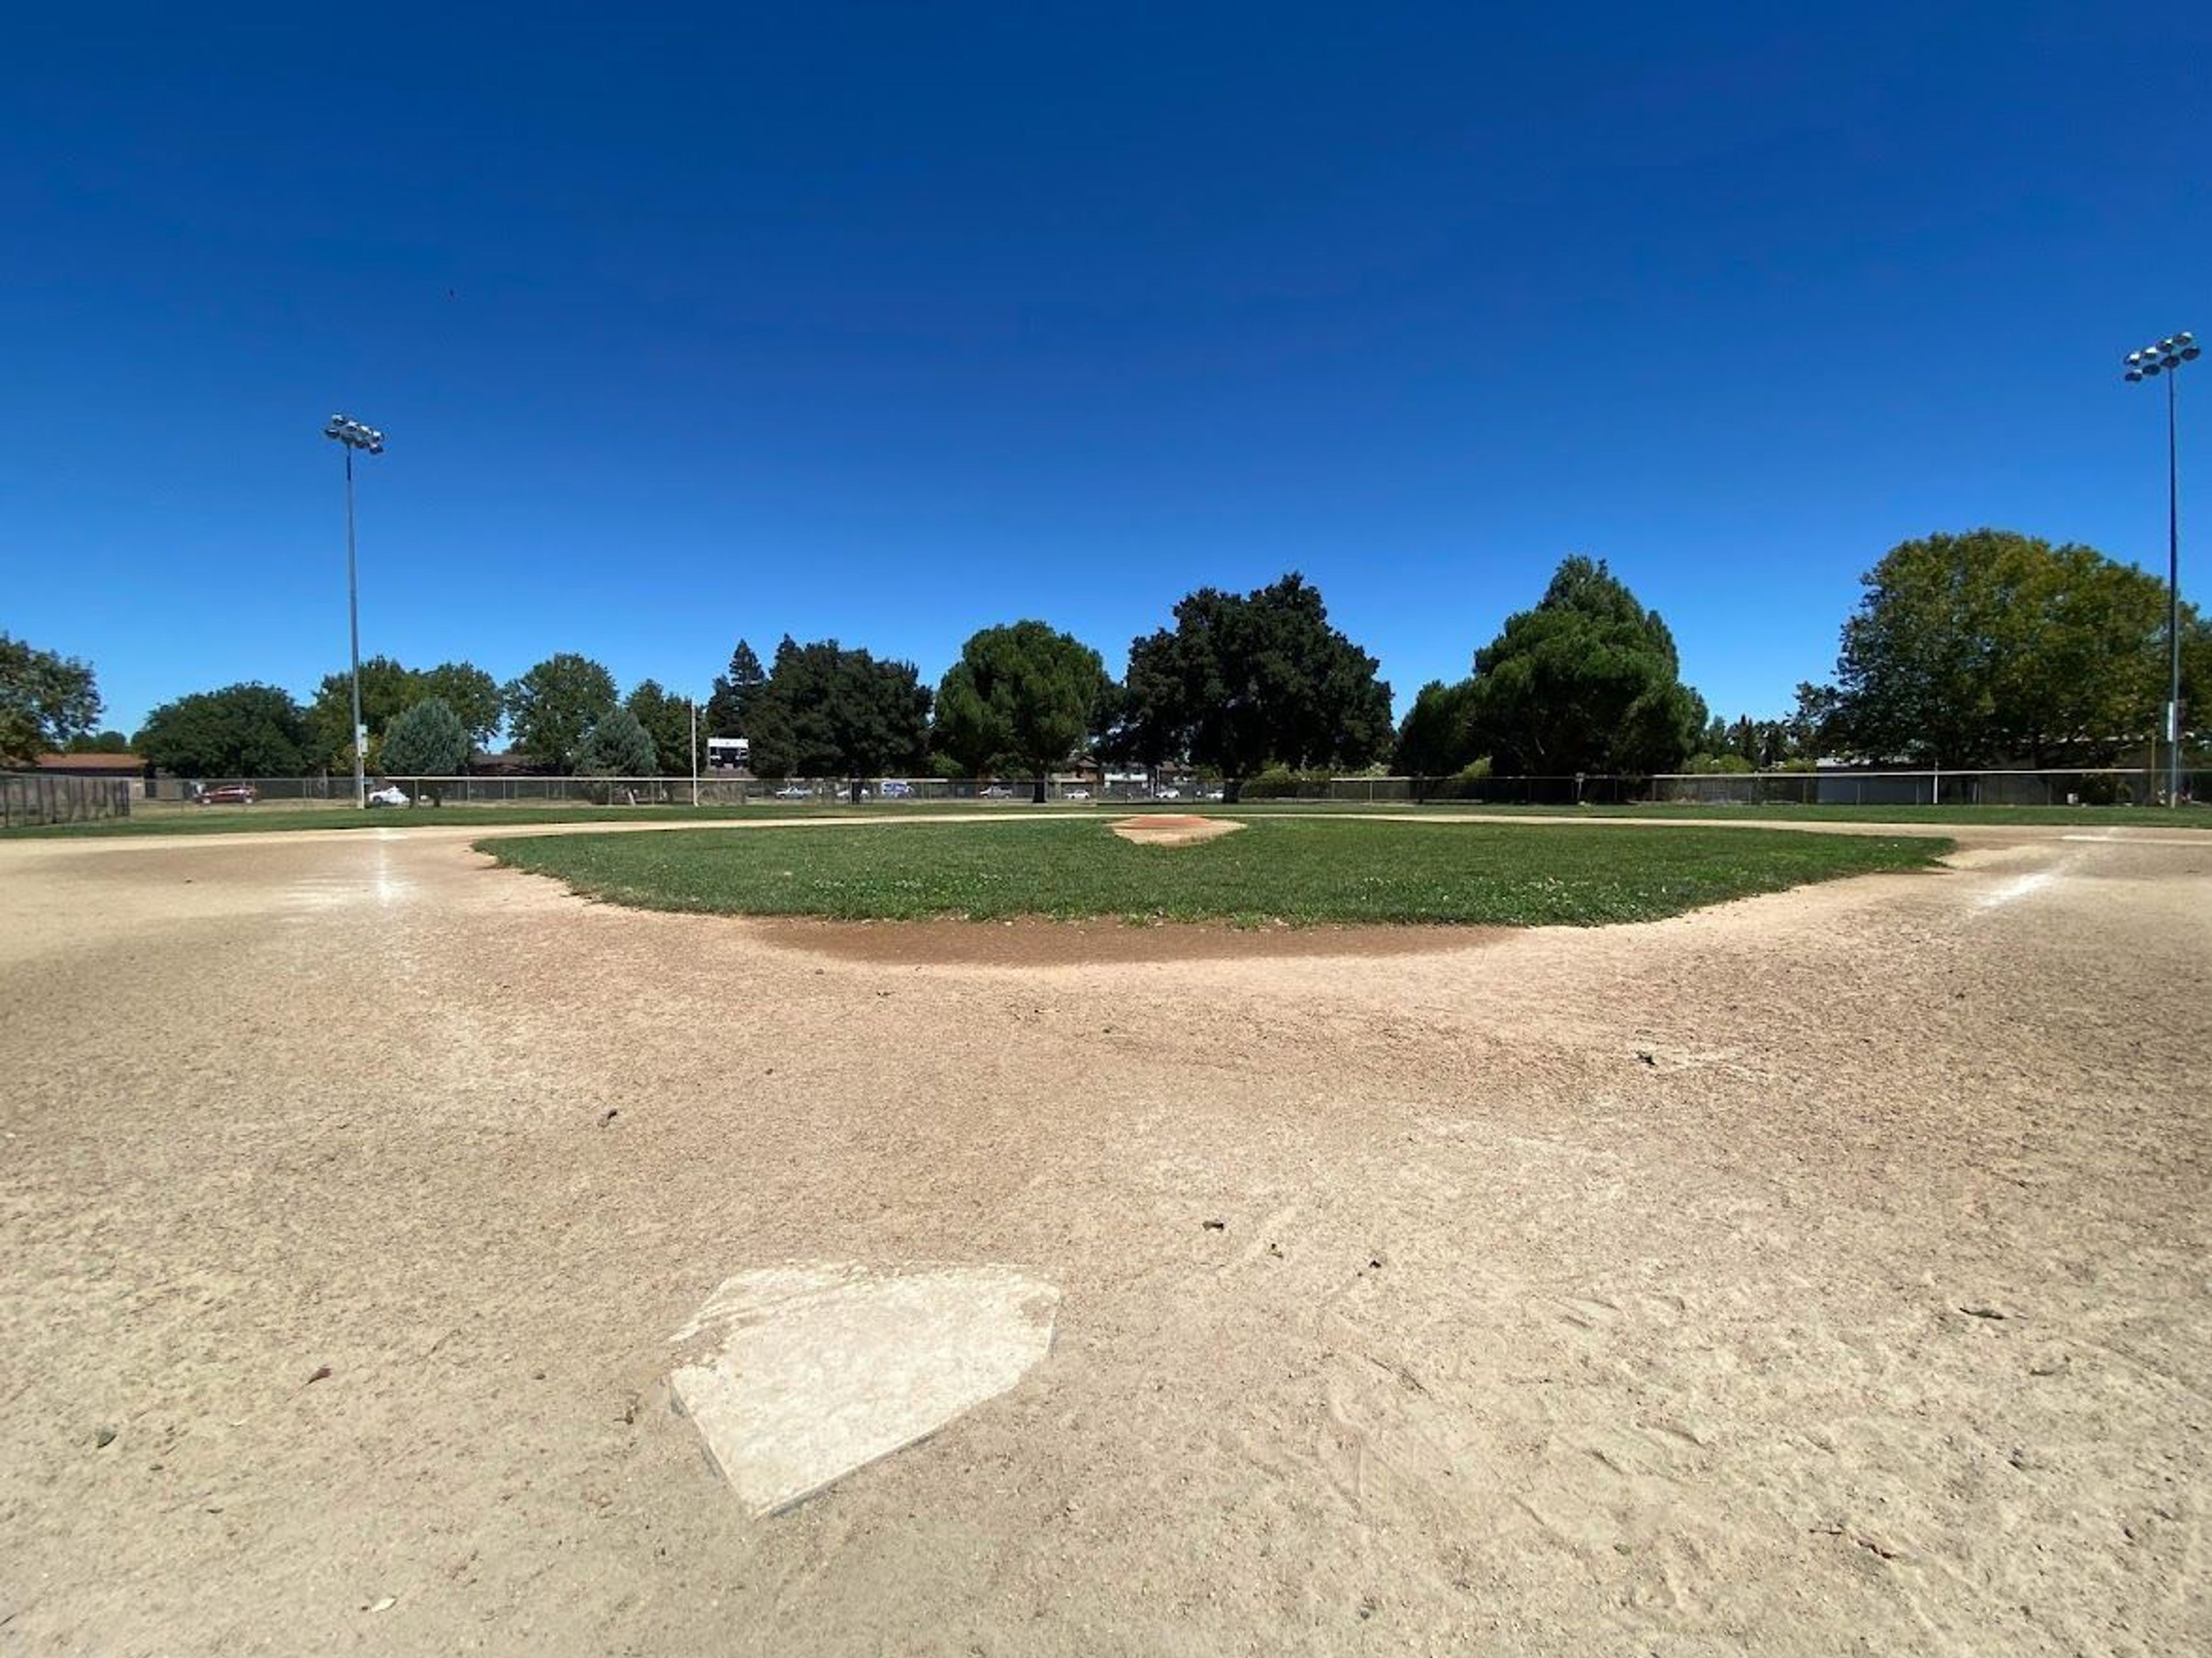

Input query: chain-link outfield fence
[130,766,2211,811]
[145,775,1145,805]
[1294,768,2208,808]
[1,773,133,827]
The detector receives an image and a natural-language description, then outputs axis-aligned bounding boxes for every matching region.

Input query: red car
[196,783,257,806]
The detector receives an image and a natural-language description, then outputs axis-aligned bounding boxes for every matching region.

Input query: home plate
[668,1263,1059,1516]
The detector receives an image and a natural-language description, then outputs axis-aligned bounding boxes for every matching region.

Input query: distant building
[33,752,147,779]
[30,752,153,800]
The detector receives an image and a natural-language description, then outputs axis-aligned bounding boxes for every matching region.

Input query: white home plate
[669,1263,1059,1516]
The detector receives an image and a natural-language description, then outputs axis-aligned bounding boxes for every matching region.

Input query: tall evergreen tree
[1467,557,1706,774]
[704,640,767,739]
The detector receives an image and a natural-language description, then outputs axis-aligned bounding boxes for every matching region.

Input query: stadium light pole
[323,414,386,809]
[2125,333,2198,806]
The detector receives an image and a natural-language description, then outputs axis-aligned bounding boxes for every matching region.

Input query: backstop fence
[1,773,134,828]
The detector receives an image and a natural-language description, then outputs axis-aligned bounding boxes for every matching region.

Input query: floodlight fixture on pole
[323,413,387,809]
[2123,333,2198,807]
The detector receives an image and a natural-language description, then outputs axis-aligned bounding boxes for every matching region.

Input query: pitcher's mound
[1109,815,1246,847]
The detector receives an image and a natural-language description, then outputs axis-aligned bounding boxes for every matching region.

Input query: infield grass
[480,816,1947,926]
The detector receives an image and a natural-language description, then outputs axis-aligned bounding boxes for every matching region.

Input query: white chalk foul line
[1975,869,2059,910]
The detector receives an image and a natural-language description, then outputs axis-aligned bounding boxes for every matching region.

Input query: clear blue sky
[5,3,2203,739]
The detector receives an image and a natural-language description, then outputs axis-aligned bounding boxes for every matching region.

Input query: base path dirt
[1,818,2207,1656]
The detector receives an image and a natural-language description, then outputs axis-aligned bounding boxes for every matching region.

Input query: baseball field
[2,810,2206,1655]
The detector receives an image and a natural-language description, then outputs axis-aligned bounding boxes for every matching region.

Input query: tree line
[5,529,2204,784]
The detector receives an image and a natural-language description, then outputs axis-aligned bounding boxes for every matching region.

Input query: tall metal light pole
[323,414,386,809]
[2124,334,2198,805]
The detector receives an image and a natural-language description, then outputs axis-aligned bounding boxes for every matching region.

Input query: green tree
[135,683,312,777]
[704,640,767,739]
[934,620,1109,801]
[1094,653,1186,778]
[1786,683,1841,761]
[1812,529,2207,766]
[575,706,660,783]
[1465,557,1707,775]
[1392,679,1483,778]
[380,698,469,803]
[415,662,504,757]
[1121,573,1392,800]
[1,635,102,766]
[624,680,699,778]
[749,638,932,802]
[502,653,618,773]
[305,655,418,773]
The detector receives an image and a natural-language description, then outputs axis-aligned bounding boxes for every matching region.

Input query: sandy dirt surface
[2,816,2208,1656]
[1109,813,1248,846]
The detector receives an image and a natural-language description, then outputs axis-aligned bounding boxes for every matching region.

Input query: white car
[1157,788,1181,801]
[367,784,411,808]
[773,784,811,801]
[1063,788,1092,801]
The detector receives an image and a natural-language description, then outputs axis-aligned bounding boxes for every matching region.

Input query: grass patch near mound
[480,816,1946,927]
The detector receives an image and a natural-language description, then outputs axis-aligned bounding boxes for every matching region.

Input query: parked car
[879,779,915,799]
[1063,788,1092,801]
[196,783,257,806]
[366,784,411,807]
[1156,788,1181,801]
[773,784,812,800]
[979,784,1013,800]
[1199,788,1225,801]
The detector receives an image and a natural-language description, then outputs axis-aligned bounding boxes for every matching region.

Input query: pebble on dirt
[93,1426,117,1448]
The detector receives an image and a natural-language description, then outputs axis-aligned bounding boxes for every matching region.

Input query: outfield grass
[479,817,1948,927]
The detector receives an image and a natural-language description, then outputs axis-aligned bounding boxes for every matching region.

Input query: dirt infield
[2,817,2208,1655]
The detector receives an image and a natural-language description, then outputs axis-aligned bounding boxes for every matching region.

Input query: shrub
[575,707,658,778]
[380,698,468,803]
